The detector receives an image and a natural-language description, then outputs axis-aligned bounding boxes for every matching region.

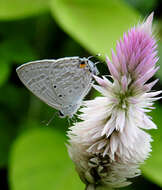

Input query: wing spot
[53,85,57,88]
[79,61,86,68]
[59,94,63,97]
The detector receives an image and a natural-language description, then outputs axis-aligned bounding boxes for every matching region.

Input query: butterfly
[16,56,99,118]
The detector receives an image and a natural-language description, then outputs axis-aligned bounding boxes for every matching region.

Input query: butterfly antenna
[88,53,101,60]
[95,61,100,65]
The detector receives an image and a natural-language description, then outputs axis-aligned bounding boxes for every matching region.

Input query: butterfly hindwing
[48,57,92,105]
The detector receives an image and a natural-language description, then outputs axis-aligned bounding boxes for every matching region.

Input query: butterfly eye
[79,61,86,69]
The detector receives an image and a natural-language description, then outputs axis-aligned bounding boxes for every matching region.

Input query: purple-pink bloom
[67,13,161,190]
[100,13,159,92]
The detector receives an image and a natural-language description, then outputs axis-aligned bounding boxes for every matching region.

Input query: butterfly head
[80,57,99,76]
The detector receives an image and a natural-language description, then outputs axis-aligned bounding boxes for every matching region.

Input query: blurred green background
[0,0,162,190]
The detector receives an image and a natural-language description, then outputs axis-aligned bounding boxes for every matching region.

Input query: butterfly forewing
[16,60,61,110]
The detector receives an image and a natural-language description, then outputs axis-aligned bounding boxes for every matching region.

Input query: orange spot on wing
[79,63,86,68]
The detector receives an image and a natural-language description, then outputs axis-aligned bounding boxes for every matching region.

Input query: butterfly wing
[48,57,93,106]
[16,57,93,116]
[16,59,61,110]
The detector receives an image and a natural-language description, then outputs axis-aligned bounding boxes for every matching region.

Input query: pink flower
[67,13,161,189]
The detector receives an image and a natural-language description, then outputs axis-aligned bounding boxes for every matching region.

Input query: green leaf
[9,128,84,190]
[0,0,49,20]
[141,104,162,187]
[0,84,31,167]
[50,0,139,57]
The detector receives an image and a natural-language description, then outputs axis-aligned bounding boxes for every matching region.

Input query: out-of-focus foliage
[0,0,161,190]
[9,128,84,190]
[142,104,162,187]
[0,37,37,64]
[50,0,140,57]
[0,112,17,167]
[156,22,162,81]
[0,60,10,87]
[124,0,158,15]
[0,0,49,20]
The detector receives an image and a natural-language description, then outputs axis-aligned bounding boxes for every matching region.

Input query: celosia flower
[67,13,161,190]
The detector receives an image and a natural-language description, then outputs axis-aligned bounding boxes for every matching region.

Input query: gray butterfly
[16,56,99,118]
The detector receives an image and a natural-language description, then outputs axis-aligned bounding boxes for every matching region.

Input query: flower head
[68,13,161,189]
